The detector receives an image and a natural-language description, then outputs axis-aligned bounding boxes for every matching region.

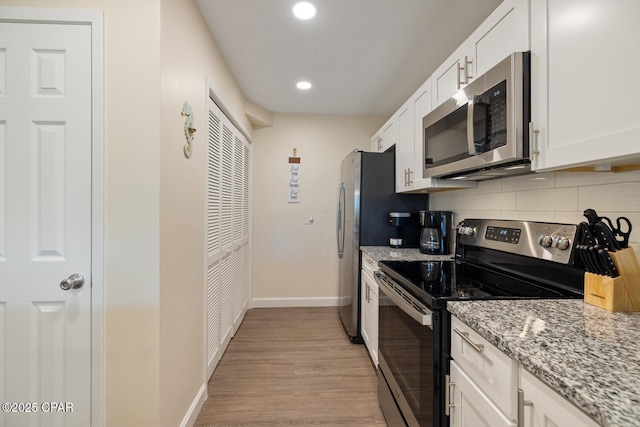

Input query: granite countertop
[361,246,454,262]
[447,299,640,427]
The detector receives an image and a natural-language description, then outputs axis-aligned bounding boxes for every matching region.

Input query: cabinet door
[370,131,382,152]
[380,116,396,152]
[411,78,432,190]
[433,0,528,109]
[449,361,516,427]
[432,42,473,108]
[519,368,599,427]
[369,277,378,366]
[395,99,414,191]
[360,269,369,350]
[360,268,378,365]
[531,0,640,171]
[471,0,529,77]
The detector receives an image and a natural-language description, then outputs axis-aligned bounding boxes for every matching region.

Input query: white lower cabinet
[361,253,379,366]
[450,315,599,427]
[519,368,599,427]
[449,316,518,425]
[449,361,516,427]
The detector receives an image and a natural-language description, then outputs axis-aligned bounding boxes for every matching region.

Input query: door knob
[60,273,85,291]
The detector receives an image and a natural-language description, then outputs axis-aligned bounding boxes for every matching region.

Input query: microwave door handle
[467,100,478,155]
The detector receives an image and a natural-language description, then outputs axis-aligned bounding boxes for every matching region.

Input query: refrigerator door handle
[337,183,345,258]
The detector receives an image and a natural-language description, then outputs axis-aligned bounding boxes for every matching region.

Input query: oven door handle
[375,271,433,328]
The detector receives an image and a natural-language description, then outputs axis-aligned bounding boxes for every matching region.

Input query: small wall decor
[181,102,196,158]
[288,148,301,203]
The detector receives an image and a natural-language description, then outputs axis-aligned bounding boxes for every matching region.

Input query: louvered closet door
[242,142,251,317]
[205,96,252,379]
[206,99,222,378]
[219,123,234,350]
[232,133,250,332]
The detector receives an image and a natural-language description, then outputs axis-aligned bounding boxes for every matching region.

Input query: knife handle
[598,249,619,277]
[583,209,600,225]
[595,222,620,252]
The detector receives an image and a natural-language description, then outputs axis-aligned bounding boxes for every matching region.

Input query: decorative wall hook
[181,102,196,158]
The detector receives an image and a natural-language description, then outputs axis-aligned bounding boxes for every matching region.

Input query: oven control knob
[538,234,553,248]
[554,236,571,250]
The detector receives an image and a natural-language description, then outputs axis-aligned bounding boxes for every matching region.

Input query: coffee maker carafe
[419,211,453,254]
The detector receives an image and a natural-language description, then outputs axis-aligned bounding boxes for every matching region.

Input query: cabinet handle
[453,327,484,353]
[517,389,533,427]
[464,56,473,83]
[378,136,383,151]
[457,62,464,89]
[366,283,370,303]
[407,168,413,185]
[529,122,540,158]
[445,374,455,416]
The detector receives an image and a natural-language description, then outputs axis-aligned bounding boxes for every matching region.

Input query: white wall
[429,170,640,248]
[158,0,252,426]
[252,114,386,306]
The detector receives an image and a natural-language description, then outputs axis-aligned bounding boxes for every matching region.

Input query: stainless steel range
[375,219,586,427]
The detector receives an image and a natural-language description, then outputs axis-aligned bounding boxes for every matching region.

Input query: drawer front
[361,253,379,276]
[451,316,518,420]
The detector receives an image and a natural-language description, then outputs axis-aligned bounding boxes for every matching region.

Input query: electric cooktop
[378,259,584,310]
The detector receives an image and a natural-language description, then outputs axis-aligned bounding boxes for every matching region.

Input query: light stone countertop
[447,299,640,427]
[360,246,454,262]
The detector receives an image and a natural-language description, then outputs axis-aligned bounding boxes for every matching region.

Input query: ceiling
[195,0,503,117]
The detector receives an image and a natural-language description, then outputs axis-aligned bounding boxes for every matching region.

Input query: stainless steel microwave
[422,52,530,181]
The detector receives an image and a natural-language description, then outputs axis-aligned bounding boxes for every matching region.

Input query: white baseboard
[252,297,339,308]
[180,383,207,427]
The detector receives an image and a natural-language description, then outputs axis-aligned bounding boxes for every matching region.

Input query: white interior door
[0,20,92,427]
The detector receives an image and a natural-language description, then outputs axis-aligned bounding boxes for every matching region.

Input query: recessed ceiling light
[293,2,316,20]
[296,81,312,90]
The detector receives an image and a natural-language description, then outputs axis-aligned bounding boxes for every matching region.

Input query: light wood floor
[194,307,387,426]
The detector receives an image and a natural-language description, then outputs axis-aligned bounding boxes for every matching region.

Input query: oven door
[376,271,436,427]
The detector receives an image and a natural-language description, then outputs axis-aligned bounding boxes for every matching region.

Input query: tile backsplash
[429,170,640,247]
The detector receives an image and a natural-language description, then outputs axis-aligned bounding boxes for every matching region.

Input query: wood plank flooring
[194,307,387,426]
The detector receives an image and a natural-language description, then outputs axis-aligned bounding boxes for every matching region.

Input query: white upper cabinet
[370,130,382,152]
[530,0,640,171]
[432,0,529,109]
[371,115,396,153]
[395,98,414,191]
[432,39,474,109]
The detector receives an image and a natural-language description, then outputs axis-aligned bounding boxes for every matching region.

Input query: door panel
[0,21,92,426]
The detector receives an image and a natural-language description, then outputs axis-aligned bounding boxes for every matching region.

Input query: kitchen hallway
[194,307,386,426]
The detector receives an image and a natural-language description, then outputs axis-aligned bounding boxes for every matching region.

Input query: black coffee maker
[388,212,420,248]
[419,211,453,254]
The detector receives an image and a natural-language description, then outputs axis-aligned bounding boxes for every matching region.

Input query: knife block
[584,273,633,312]
[609,248,640,311]
[583,248,640,312]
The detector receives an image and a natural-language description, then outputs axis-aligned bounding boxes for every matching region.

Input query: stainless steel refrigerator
[336,150,427,342]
